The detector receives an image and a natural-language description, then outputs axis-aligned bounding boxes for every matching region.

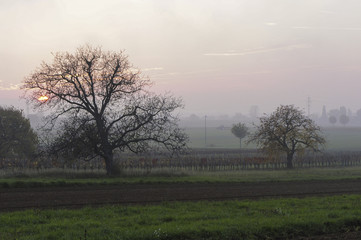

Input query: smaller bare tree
[231,123,249,149]
[247,105,325,169]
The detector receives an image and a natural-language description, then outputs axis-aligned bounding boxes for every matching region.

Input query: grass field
[2,167,361,188]
[2,128,361,239]
[2,195,361,239]
[186,126,361,150]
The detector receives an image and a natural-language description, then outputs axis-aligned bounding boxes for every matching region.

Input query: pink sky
[1,0,361,117]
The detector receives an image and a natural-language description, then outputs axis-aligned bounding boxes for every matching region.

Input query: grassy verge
[2,195,361,239]
[1,167,361,189]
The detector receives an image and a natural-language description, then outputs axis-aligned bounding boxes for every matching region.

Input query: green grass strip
[2,195,361,239]
[2,167,361,188]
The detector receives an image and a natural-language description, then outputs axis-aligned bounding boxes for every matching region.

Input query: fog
[1,0,361,118]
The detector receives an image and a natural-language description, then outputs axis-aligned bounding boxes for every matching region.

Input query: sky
[1,0,361,117]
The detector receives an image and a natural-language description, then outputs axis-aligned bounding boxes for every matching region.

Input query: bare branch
[22,45,187,175]
[247,105,326,168]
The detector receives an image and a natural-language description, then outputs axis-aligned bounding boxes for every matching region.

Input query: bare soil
[2,179,361,239]
[2,179,361,211]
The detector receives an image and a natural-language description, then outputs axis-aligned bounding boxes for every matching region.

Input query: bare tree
[231,123,249,149]
[247,105,325,169]
[22,45,187,175]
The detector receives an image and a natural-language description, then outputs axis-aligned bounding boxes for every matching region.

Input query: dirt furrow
[1,179,361,211]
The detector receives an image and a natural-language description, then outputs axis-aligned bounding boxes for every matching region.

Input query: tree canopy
[231,123,249,149]
[0,106,38,161]
[247,105,325,168]
[339,114,350,126]
[329,116,337,125]
[22,45,187,175]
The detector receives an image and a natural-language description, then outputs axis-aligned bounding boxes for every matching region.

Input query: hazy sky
[1,0,361,116]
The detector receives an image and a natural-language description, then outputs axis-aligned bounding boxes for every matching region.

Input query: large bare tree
[247,105,325,168]
[22,45,187,175]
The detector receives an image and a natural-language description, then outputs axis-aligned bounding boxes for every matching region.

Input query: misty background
[1,0,361,123]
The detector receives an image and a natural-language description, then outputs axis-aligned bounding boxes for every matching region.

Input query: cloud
[265,22,277,26]
[204,44,312,57]
[151,69,221,82]
[142,67,164,71]
[293,26,361,31]
[0,80,21,90]
[0,86,20,90]
[320,10,336,15]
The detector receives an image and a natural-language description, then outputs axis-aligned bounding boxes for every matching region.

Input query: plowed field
[2,179,361,239]
[2,179,361,212]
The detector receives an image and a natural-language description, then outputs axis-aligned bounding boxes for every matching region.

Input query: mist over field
[1,0,361,118]
[1,0,361,159]
[3,3,361,239]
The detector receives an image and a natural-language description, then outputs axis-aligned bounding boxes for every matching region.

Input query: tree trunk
[95,117,115,176]
[239,138,242,149]
[286,152,294,169]
[104,149,114,176]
